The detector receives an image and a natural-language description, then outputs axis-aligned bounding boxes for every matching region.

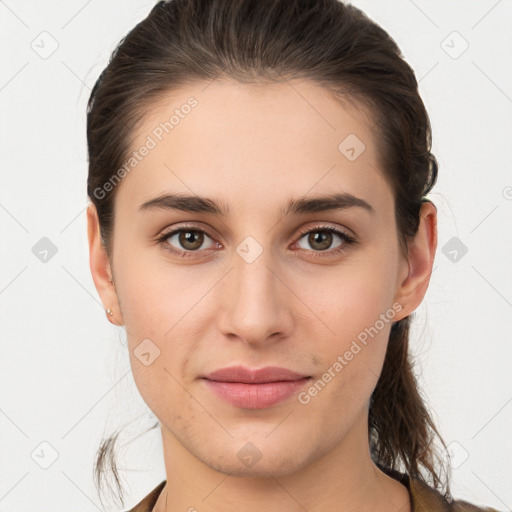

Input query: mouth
[201,366,312,409]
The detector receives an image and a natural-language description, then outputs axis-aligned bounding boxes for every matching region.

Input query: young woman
[86,1,503,511]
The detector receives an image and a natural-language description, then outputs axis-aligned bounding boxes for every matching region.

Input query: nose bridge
[219,235,290,344]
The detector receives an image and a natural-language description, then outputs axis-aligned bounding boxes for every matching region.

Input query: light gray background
[1,0,511,510]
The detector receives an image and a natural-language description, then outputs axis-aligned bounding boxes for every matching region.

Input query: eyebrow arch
[281,193,375,216]
[139,193,230,216]
[138,192,374,217]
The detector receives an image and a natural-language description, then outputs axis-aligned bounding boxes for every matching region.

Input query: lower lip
[202,378,311,409]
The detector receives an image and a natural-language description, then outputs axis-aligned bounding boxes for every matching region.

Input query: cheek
[298,308,392,433]
[129,353,201,436]
[114,254,210,391]
[114,249,200,337]
[304,262,395,343]
[297,264,395,405]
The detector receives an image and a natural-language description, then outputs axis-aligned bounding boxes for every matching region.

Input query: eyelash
[155,224,357,259]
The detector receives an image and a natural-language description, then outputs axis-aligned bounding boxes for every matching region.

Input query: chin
[194,437,315,479]
[205,454,309,479]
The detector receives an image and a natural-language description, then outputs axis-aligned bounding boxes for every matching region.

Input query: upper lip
[203,365,310,383]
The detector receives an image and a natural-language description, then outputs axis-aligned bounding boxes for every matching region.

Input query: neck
[154,409,410,512]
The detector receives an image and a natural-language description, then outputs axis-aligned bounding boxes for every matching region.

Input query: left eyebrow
[281,193,375,217]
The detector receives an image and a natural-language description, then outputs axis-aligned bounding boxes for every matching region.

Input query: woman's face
[89,77,434,477]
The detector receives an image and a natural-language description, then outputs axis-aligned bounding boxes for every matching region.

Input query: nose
[217,241,294,347]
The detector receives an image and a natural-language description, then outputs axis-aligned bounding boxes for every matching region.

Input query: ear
[87,203,124,326]
[393,200,437,321]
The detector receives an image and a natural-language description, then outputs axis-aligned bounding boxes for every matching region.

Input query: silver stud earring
[106,308,114,316]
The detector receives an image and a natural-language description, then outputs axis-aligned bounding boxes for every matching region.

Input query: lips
[203,365,309,384]
[201,366,311,409]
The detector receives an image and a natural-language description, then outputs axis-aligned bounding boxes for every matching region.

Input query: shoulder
[124,480,166,512]
[409,476,505,512]
[451,497,505,512]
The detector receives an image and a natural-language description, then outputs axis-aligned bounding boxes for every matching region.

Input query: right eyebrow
[139,193,230,216]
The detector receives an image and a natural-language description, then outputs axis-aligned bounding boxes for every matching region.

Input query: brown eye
[176,230,205,251]
[294,225,357,258]
[306,231,334,251]
[158,227,217,256]
[297,229,342,252]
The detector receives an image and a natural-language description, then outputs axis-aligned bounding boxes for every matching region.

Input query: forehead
[117,77,392,215]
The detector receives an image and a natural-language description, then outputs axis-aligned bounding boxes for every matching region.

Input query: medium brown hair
[87,0,451,508]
